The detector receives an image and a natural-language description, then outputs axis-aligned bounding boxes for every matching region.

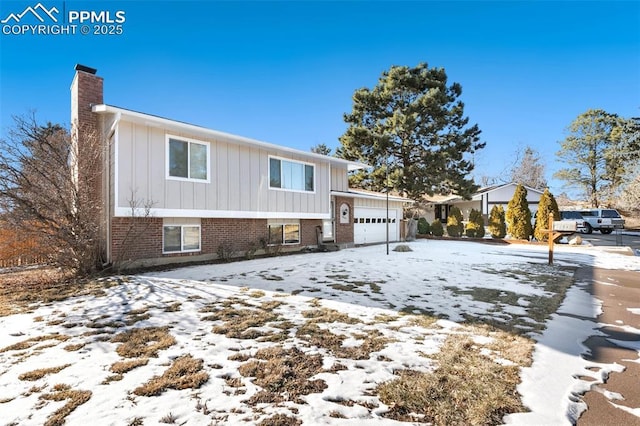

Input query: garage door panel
[354,207,398,244]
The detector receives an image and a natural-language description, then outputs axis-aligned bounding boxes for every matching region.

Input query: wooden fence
[0,254,48,269]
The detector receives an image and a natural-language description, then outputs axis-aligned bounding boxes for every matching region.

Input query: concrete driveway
[577,231,640,255]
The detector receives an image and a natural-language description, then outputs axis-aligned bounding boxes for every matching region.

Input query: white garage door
[354,207,398,244]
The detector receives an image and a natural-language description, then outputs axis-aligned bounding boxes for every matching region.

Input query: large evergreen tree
[338,63,485,200]
[554,109,634,207]
[311,143,332,156]
[506,184,532,240]
[533,188,560,241]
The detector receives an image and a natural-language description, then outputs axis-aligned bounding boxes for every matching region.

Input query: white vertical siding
[115,119,335,217]
[331,166,348,192]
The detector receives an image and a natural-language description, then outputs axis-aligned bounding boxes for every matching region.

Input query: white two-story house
[70,65,408,267]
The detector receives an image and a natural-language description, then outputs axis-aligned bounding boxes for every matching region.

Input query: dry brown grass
[18,364,71,381]
[133,355,209,396]
[238,346,326,405]
[63,343,85,352]
[0,268,113,316]
[257,414,302,426]
[204,304,281,340]
[124,308,151,326]
[110,358,149,374]
[377,333,527,425]
[302,307,361,324]
[111,327,176,358]
[40,384,92,426]
[296,322,391,360]
[163,302,182,312]
[1,334,69,353]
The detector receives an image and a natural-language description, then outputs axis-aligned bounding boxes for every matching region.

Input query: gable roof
[423,183,545,204]
[474,182,545,197]
[92,104,366,171]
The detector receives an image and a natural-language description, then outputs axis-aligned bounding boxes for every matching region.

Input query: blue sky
[1,0,639,197]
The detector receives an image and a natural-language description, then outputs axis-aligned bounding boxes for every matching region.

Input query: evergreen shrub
[431,220,444,237]
[488,205,506,239]
[465,209,485,238]
[446,207,464,237]
[506,184,533,240]
[417,217,430,235]
[534,188,560,241]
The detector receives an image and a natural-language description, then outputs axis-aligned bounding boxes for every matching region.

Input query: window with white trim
[163,225,201,253]
[267,222,300,245]
[269,157,314,192]
[167,136,209,181]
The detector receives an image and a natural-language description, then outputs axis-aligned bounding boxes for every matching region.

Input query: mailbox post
[545,213,577,265]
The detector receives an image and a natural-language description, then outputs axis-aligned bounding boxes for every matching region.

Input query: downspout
[103,112,121,266]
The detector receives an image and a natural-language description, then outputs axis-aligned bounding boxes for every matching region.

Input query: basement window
[163,225,201,253]
[267,221,300,245]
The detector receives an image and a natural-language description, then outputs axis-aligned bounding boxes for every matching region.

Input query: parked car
[559,210,587,234]
[578,208,625,234]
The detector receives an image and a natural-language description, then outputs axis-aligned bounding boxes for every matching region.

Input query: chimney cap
[75,64,97,75]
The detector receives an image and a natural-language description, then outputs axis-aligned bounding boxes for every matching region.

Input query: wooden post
[548,213,554,265]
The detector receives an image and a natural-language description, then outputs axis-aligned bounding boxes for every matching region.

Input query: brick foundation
[111,217,163,262]
[110,217,324,265]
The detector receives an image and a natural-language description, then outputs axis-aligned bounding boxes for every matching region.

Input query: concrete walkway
[576,267,640,425]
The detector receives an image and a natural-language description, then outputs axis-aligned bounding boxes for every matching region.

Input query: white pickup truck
[578,208,625,234]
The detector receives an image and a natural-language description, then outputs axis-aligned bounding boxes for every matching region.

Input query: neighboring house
[70,65,408,267]
[422,183,544,223]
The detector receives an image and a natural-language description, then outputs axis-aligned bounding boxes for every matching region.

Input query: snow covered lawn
[0,240,638,425]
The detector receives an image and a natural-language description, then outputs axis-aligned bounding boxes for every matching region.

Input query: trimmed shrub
[488,205,506,239]
[506,184,532,240]
[431,220,444,237]
[446,207,464,237]
[533,188,560,241]
[465,209,485,238]
[417,217,430,235]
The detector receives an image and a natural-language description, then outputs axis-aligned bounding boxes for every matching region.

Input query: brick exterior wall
[111,217,163,262]
[334,196,354,245]
[201,218,268,254]
[111,217,323,265]
[300,219,323,246]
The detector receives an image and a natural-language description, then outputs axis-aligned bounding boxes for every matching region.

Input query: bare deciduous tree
[0,113,104,275]
[506,146,547,190]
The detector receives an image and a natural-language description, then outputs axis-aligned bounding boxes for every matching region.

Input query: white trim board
[114,207,331,220]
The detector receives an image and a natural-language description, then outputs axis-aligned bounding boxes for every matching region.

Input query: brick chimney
[70,64,106,259]
[71,64,103,142]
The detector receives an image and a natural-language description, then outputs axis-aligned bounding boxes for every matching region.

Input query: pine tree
[534,189,560,241]
[465,209,485,238]
[488,205,506,238]
[554,109,634,207]
[506,184,532,240]
[431,219,444,237]
[446,207,464,237]
[338,63,485,199]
